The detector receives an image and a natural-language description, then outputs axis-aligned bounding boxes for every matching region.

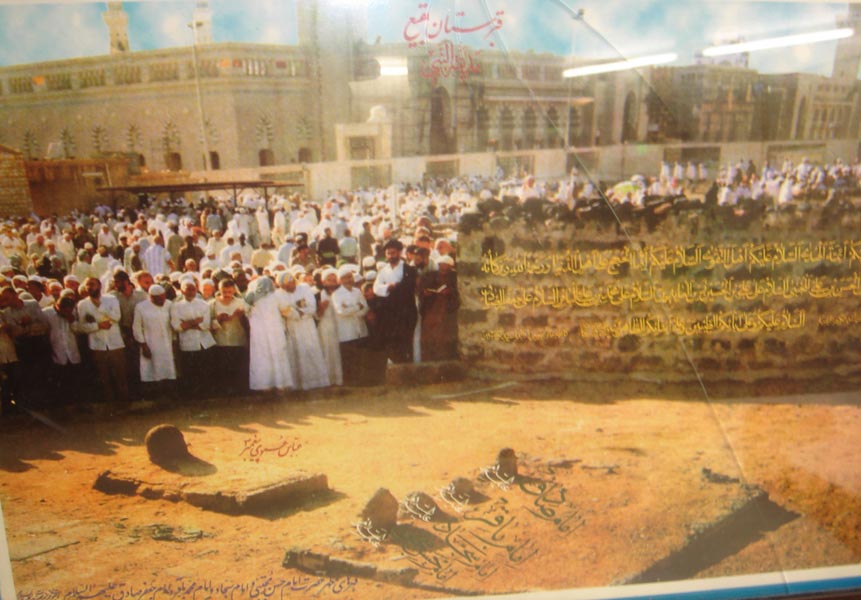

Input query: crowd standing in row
[2,157,858,415]
[0,186,461,415]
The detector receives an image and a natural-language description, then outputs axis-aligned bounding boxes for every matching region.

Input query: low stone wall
[0,145,33,216]
[457,204,861,383]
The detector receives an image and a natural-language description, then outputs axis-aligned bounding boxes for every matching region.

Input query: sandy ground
[1,378,860,599]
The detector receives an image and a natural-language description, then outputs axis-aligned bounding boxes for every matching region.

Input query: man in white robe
[170,278,215,398]
[332,266,368,386]
[132,285,176,389]
[316,267,342,386]
[142,234,173,277]
[42,291,83,403]
[246,276,293,392]
[280,270,329,390]
[210,278,249,394]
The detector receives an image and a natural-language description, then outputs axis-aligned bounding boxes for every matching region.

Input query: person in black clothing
[372,239,418,363]
[317,227,339,267]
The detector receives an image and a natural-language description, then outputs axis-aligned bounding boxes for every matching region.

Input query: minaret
[833,4,861,80]
[192,1,214,45]
[102,2,129,54]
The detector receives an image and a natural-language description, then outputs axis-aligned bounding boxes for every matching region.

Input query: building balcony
[0,42,310,97]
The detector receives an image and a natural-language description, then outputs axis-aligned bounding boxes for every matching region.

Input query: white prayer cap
[149,284,166,296]
[180,276,197,289]
[277,271,294,287]
[321,267,338,280]
[337,265,353,279]
[362,256,376,269]
[437,255,455,267]
[364,270,377,281]
[291,265,306,276]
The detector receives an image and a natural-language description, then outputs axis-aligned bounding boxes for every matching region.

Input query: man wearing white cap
[418,254,460,361]
[332,265,368,385]
[316,267,342,386]
[279,270,329,390]
[170,277,215,398]
[77,277,128,405]
[132,284,176,389]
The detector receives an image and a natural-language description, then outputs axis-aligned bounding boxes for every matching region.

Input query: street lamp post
[189,20,210,172]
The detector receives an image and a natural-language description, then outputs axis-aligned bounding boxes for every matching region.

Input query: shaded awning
[97,179,303,196]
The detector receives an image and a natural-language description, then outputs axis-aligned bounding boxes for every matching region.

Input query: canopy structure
[97,179,304,208]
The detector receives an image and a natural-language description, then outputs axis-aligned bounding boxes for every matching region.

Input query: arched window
[430,87,453,154]
[259,148,275,166]
[477,107,489,149]
[567,107,580,147]
[622,92,637,142]
[795,98,808,139]
[544,107,559,147]
[499,107,515,151]
[523,107,537,148]
[165,152,182,171]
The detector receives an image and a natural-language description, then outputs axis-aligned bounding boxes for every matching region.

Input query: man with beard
[372,239,418,363]
[170,278,215,399]
[418,255,460,361]
[77,277,128,405]
[132,284,176,397]
[210,278,249,394]
[317,228,339,267]
[279,269,329,390]
[42,291,83,404]
[112,270,147,401]
[316,267,342,386]
[332,266,368,385]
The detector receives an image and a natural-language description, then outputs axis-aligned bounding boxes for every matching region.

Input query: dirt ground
[1,377,860,599]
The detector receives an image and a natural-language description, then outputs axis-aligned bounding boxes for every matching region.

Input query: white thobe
[373,261,404,298]
[284,285,329,390]
[170,298,216,351]
[256,209,271,245]
[77,295,124,351]
[316,289,342,386]
[133,300,176,382]
[142,244,171,276]
[42,307,81,365]
[248,292,294,391]
[331,286,368,342]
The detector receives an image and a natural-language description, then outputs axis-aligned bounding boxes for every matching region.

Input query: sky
[0,0,856,77]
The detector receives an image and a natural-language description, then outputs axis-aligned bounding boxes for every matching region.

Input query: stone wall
[26,157,131,215]
[457,204,861,384]
[0,145,33,216]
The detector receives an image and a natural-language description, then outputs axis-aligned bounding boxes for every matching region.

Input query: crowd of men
[0,186,461,415]
[2,155,859,416]
[458,156,861,233]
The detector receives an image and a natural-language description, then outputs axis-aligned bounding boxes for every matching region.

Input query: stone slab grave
[94,424,329,516]
[283,448,799,596]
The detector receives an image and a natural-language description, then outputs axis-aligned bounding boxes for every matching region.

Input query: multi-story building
[0,1,651,173]
[646,4,861,146]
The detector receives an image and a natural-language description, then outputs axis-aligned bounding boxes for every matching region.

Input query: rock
[359,488,399,532]
[398,491,440,522]
[496,448,517,478]
[449,477,474,498]
[145,424,189,465]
